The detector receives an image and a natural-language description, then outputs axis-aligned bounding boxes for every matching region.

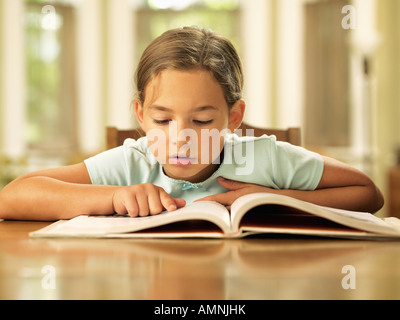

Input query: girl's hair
[135,26,243,108]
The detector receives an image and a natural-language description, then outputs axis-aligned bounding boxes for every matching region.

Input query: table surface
[1,220,400,300]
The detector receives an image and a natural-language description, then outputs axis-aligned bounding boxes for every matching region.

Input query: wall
[0,0,26,158]
[375,0,400,215]
[0,0,3,153]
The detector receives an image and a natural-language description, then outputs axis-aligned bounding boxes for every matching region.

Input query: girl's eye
[153,119,171,125]
[194,120,213,125]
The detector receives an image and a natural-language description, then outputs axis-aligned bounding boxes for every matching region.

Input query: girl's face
[135,69,244,183]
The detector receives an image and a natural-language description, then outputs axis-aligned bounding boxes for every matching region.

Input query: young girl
[0,27,384,221]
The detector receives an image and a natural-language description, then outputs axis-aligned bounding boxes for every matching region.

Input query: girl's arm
[279,156,384,213]
[0,163,185,221]
[196,156,384,213]
[0,163,116,221]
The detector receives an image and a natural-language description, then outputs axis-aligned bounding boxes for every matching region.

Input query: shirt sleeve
[269,140,324,190]
[221,134,324,191]
[84,145,130,186]
[83,138,155,186]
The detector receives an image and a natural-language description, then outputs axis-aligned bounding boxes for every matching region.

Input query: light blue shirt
[84,133,324,204]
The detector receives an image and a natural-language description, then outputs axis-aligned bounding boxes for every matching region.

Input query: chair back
[106,123,301,149]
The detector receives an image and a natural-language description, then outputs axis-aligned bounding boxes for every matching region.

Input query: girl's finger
[125,196,139,218]
[217,177,248,190]
[195,191,235,206]
[147,188,164,215]
[136,193,150,217]
[159,189,178,212]
[172,198,186,208]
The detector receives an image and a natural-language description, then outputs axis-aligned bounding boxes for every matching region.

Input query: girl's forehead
[143,69,227,109]
[149,68,218,88]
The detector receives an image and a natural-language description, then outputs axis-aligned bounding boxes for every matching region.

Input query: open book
[30,193,400,240]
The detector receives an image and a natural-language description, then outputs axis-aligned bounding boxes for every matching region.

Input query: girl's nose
[169,120,196,149]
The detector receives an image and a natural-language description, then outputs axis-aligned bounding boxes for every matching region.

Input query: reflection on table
[1,221,400,299]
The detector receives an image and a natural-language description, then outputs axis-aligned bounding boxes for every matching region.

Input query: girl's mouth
[169,154,196,166]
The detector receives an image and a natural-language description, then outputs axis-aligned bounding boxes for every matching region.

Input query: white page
[229,192,398,235]
[36,201,231,235]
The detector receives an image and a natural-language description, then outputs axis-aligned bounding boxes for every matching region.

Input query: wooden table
[1,220,400,300]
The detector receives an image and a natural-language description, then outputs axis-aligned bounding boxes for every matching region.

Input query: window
[135,0,242,62]
[303,0,351,148]
[25,1,77,155]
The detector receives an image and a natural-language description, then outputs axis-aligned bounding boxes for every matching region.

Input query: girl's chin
[163,163,220,183]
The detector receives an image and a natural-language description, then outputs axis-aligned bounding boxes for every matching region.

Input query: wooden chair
[106,123,301,149]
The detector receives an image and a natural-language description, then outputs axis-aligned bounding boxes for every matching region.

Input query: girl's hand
[112,183,186,217]
[196,155,385,214]
[195,177,274,209]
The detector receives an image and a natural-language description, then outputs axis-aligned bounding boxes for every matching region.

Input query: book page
[31,200,232,237]
[229,192,399,236]
[317,206,390,227]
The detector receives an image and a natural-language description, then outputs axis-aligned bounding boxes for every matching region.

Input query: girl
[0,27,384,221]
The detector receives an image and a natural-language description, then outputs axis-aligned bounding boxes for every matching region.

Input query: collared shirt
[84,133,324,205]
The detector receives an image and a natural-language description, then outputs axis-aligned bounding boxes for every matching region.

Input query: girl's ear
[228,99,245,132]
[134,99,145,130]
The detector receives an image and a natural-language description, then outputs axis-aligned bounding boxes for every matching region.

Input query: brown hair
[135,26,243,108]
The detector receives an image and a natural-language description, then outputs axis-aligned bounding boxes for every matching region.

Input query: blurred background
[0,0,399,216]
